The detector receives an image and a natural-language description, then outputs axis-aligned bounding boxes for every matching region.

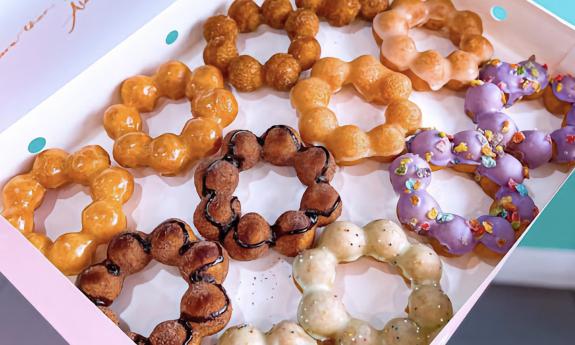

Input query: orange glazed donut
[203,0,321,92]
[372,0,494,91]
[290,55,422,165]
[103,60,238,175]
[1,145,134,275]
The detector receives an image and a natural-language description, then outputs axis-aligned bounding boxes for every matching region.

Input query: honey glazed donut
[296,0,390,27]
[203,0,321,92]
[77,219,232,345]
[467,57,575,167]
[193,125,343,260]
[103,60,238,175]
[372,0,494,91]
[291,55,422,165]
[293,220,453,344]
[1,145,134,275]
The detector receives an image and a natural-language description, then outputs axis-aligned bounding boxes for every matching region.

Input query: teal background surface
[520,0,574,249]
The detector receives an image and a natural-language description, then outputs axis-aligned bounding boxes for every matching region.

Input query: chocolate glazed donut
[76,219,232,345]
[193,125,342,260]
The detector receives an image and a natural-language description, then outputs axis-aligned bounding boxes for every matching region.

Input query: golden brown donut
[296,0,389,26]
[373,0,493,91]
[1,145,134,275]
[193,126,342,261]
[77,219,231,344]
[291,55,422,165]
[203,0,321,92]
[104,61,238,175]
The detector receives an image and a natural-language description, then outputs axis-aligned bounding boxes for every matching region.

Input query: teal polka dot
[491,6,508,21]
[28,137,46,154]
[165,30,179,45]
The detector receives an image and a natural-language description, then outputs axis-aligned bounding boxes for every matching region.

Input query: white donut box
[0,1,573,344]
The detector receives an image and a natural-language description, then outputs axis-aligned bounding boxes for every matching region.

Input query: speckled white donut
[293,220,453,345]
[218,321,316,345]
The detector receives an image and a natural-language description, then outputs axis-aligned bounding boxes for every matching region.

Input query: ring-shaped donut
[1,145,134,275]
[466,57,575,167]
[203,0,322,92]
[77,219,232,345]
[296,0,390,27]
[193,125,342,260]
[218,321,315,344]
[372,0,493,91]
[293,219,452,344]
[291,55,422,165]
[390,148,537,256]
[103,60,238,175]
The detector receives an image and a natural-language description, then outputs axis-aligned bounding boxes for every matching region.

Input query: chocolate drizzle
[198,126,341,252]
[181,242,230,325]
[78,219,231,345]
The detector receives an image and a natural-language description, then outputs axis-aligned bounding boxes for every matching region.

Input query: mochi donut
[372,0,494,91]
[203,0,321,91]
[390,153,537,256]
[77,219,232,345]
[466,59,575,167]
[1,145,134,275]
[193,125,342,260]
[104,61,238,175]
[291,55,422,165]
[293,220,452,344]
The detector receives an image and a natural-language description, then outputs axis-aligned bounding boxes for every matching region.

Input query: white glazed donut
[293,220,452,344]
[218,321,316,345]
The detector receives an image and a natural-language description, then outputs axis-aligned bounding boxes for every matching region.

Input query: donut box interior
[0,0,574,344]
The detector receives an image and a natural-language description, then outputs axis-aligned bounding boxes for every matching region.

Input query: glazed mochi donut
[77,219,231,345]
[466,59,575,167]
[373,0,494,91]
[104,60,238,175]
[218,321,315,345]
[291,55,422,165]
[296,0,389,26]
[1,145,134,275]
[193,125,342,260]
[390,152,537,256]
[203,0,321,91]
[293,220,452,344]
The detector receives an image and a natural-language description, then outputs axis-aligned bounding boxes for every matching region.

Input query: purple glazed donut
[431,215,478,255]
[464,81,504,121]
[473,215,515,254]
[452,130,489,165]
[479,56,549,106]
[476,111,518,147]
[390,153,537,256]
[389,153,432,194]
[506,130,553,169]
[550,74,575,103]
[408,129,454,167]
[550,126,575,163]
[476,153,526,187]
[397,190,441,234]
[491,186,539,231]
[565,106,575,127]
